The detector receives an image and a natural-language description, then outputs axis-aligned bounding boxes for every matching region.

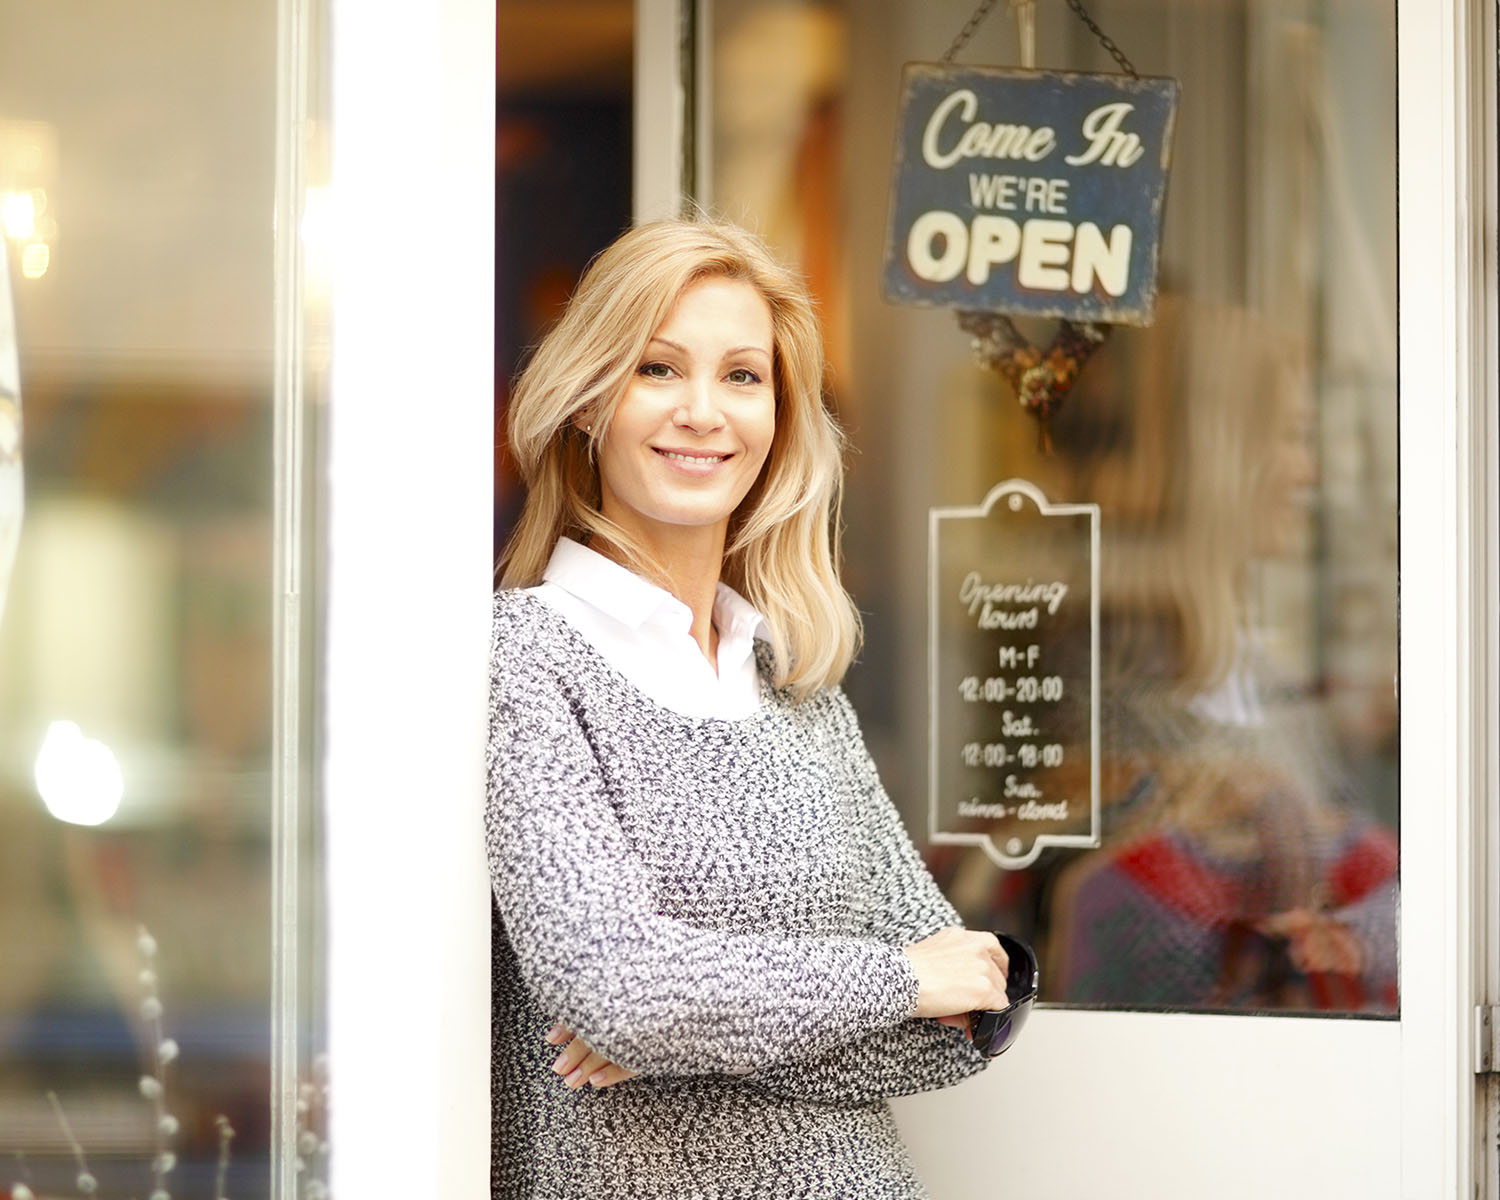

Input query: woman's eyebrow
[645,336,771,359]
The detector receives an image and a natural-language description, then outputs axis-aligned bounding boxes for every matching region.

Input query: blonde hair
[499,217,860,698]
[1056,297,1306,695]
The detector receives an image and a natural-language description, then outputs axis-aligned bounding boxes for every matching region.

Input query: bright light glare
[1,191,35,239]
[301,186,332,248]
[300,186,334,291]
[20,242,49,279]
[34,720,124,826]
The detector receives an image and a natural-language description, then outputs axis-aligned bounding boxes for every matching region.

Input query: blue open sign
[884,65,1178,325]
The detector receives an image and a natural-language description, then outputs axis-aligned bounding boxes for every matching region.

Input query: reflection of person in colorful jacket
[1048,749,1398,1013]
[931,296,1399,1015]
[1042,296,1399,1014]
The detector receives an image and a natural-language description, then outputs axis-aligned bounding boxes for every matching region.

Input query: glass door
[648,0,1489,1192]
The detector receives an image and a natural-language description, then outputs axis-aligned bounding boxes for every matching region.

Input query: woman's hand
[1259,909,1365,976]
[902,926,1010,1019]
[935,1012,974,1040]
[545,1023,638,1090]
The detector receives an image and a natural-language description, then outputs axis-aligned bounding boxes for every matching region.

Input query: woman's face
[592,274,776,559]
[1252,387,1318,557]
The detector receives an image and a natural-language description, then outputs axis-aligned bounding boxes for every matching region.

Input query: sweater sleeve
[745,691,989,1102]
[486,602,921,1078]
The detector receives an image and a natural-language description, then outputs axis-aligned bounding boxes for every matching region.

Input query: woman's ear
[572,409,595,436]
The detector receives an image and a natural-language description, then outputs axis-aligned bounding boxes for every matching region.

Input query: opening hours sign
[929,480,1100,869]
[884,64,1178,325]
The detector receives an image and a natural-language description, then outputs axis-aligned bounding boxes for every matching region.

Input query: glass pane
[708,0,1398,1016]
[0,3,325,1195]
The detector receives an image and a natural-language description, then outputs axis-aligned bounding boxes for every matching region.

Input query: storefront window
[0,2,325,1193]
[708,0,1398,1015]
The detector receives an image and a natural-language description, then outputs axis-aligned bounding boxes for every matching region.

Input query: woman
[488,218,1010,1198]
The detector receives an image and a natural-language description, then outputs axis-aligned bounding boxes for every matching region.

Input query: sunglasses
[970,933,1039,1058]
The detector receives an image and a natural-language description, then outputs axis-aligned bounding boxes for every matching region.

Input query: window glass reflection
[0,2,312,1193]
[709,0,1398,1016]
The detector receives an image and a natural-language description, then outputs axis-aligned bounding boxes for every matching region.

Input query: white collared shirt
[526,538,770,720]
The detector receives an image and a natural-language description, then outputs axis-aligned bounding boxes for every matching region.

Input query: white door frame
[1397,0,1492,1193]
[322,0,495,1194]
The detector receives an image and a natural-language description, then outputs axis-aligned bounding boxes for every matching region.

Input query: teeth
[661,451,725,465]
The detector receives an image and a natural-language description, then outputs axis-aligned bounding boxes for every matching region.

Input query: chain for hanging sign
[1063,0,1137,78]
[942,0,1138,77]
[942,0,1002,64]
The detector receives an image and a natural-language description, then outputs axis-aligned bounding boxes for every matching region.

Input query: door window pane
[0,3,323,1194]
[708,0,1398,1015]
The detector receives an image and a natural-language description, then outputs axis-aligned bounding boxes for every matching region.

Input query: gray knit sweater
[487,589,988,1199]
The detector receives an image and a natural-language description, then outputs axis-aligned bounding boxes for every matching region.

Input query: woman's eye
[726,368,761,385]
[638,361,674,380]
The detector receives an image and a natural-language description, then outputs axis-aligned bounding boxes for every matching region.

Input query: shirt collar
[542,538,769,643]
[712,580,771,646]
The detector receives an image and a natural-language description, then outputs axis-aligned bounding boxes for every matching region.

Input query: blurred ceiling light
[0,122,58,283]
[1,191,35,240]
[20,243,49,280]
[34,719,124,826]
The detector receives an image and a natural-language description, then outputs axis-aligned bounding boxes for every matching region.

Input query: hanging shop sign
[884,64,1178,325]
[929,479,1099,869]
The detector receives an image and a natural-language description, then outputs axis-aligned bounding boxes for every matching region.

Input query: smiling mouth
[655,449,731,465]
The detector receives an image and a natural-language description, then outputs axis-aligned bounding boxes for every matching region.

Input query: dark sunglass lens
[970,1010,997,1055]
[1001,997,1032,1047]
[994,937,1031,995]
[985,997,1035,1058]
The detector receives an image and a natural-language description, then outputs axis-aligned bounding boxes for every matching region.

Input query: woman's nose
[675,376,724,432]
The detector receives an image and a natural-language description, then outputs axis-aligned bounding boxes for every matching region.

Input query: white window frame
[1398,0,1494,1192]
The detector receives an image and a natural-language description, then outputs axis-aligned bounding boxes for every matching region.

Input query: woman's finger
[545,1027,638,1090]
[588,1062,638,1089]
[561,1047,614,1089]
[935,1012,974,1040]
[550,1034,593,1078]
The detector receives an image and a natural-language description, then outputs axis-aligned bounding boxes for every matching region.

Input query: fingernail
[587,1071,606,1088]
[551,1053,569,1074]
[544,1024,567,1046]
[563,1068,583,1088]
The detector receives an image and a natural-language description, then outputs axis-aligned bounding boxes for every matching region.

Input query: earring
[585,423,592,433]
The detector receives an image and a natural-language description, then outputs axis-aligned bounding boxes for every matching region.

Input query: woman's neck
[592,526,727,670]
[667,566,722,669]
